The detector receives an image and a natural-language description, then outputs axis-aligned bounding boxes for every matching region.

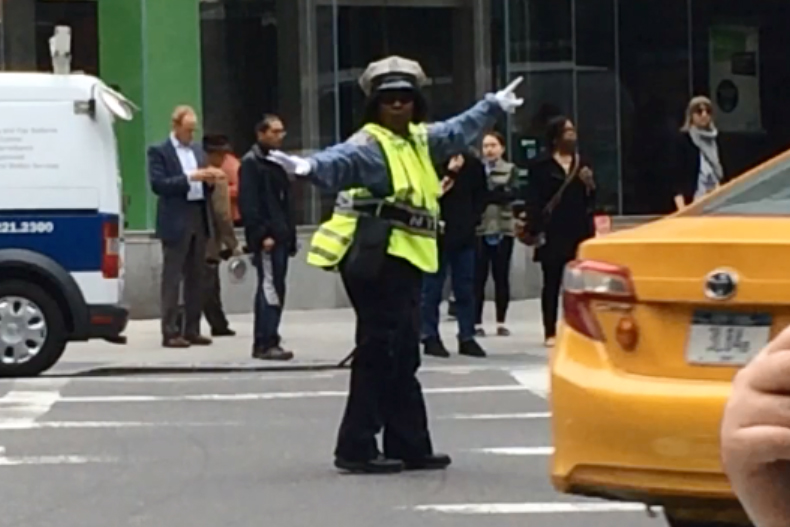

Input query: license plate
[685,311,772,366]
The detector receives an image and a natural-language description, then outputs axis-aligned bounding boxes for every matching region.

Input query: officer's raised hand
[721,324,790,527]
[494,76,524,114]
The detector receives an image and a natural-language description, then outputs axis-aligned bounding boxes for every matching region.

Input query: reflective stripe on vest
[306,122,441,273]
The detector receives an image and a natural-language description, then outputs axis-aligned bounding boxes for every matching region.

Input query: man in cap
[202,134,241,337]
[268,56,524,474]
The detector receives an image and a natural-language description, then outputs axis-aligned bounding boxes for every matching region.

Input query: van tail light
[562,260,637,342]
[102,217,120,279]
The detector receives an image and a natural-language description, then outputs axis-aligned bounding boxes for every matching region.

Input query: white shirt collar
[170,132,189,150]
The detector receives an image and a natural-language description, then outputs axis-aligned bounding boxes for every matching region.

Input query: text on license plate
[685,311,772,366]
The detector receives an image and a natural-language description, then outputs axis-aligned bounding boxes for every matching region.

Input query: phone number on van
[0,221,55,234]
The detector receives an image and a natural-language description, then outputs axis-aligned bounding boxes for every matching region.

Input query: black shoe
[252,346,294,361]
[474,327,486,337]
[402,453,452,471]
[447,301,457,319]
[334,456,404,474]
[459,338,487,358]
[423,337,450,358]
[211,327,236,337]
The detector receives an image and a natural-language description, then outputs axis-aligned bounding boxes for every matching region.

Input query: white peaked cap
[358,55,428,97]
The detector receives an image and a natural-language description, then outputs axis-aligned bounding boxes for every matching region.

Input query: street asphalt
[0,363,666,527]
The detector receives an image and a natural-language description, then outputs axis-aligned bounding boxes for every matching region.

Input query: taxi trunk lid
[578,217,790,380]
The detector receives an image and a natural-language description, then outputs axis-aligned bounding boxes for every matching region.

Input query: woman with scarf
[673,96,728,209]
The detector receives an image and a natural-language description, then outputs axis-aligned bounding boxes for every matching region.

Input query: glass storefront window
[199,0,790,224]
[1,0,97,74]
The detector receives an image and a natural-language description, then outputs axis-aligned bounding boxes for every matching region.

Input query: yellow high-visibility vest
[306,122,441,273]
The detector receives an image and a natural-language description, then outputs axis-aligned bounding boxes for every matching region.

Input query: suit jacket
[147,139,215,245]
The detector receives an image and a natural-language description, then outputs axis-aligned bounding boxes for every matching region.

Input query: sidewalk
[55,300,549,376]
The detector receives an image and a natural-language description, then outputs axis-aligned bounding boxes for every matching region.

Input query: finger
[736,390,790,428]
[725,425,790,465]
[760,324,790,356]
[504,76,524,93]
[749,349,790,394]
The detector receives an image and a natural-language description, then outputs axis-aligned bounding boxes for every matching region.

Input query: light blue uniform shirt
[304,94,505,197]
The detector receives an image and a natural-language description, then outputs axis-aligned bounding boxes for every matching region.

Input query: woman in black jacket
[672,96,728,209]
[523,116,596,346]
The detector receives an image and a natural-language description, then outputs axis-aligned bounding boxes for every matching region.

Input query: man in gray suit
[148,105,225,348]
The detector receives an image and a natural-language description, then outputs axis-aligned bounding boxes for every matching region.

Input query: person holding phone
[148,105,226,349]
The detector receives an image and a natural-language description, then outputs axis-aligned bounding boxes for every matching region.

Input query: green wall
[98,0,203,230]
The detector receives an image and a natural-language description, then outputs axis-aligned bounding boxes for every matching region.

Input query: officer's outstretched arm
[267,133,392,196]
[308,134,392,195]
[426,77,524,165]
[426,94,503,166]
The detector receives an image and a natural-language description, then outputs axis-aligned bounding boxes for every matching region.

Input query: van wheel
[0,281,67,377]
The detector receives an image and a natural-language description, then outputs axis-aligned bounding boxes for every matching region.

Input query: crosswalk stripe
[442,412,550,420]
[413,502,650,514]
[471,447,554,455]
[56,384,530,403]
[0,421,242,430]
[0,455,115,466]
[0,379,69,427]
[508,368,549,399]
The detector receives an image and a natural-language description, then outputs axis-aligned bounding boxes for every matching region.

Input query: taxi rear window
[698,155,790,216]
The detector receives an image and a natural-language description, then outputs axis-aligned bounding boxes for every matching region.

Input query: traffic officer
[268,56,524,474]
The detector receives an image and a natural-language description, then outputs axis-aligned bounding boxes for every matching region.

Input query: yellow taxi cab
[549,149,790,527]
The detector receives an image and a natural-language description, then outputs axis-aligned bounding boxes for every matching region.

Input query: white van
[0,71,135,377]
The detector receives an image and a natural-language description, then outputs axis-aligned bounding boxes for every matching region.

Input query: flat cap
[202,133,232,153]
[358,55,428,97]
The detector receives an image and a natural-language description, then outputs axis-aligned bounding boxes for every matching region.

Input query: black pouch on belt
[343,215,392,281]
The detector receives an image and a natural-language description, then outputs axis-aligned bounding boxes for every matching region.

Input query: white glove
[494,76,524,114]
[267,150,312,176]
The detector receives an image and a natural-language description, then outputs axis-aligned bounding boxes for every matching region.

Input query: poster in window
[709,25,762,133]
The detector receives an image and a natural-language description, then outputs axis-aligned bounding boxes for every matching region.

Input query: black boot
[334,455,404,474]
[423,337,450,358]
[459,338,487,358]
[402,453,452,471]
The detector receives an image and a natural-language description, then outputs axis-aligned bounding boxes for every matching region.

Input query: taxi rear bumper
[550,325,739,511]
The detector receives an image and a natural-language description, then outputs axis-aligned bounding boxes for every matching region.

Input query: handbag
[516,155,581,247]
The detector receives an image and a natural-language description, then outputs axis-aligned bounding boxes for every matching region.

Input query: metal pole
[0,0,6,71]
[332,0,341,143]
[614,0,623,214]
[503,0,512,150]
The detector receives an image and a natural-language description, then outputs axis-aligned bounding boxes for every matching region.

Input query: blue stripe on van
[0,211,117,272]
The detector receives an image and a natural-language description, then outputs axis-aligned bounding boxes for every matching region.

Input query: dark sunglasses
[379,91,414,106]
[694,105,713,115]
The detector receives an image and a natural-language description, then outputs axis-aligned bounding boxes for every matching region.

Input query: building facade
[2,0,790,230]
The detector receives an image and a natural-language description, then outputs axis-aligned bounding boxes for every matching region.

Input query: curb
[55,361,348,378]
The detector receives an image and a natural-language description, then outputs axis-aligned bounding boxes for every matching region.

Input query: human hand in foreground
[721,324,790,527]
[494,76,524,114]
[267,150,311,176]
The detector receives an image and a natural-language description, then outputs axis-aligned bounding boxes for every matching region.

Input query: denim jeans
[420,246,476,342]
[253,245,289,350]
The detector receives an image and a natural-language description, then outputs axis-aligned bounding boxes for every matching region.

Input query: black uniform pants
[335,254,434,462]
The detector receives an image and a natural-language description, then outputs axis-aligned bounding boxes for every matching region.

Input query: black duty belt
[353,202,437,234]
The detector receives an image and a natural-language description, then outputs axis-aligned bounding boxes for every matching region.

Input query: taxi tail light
[561,260,637,342]
[101,218,120,279]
